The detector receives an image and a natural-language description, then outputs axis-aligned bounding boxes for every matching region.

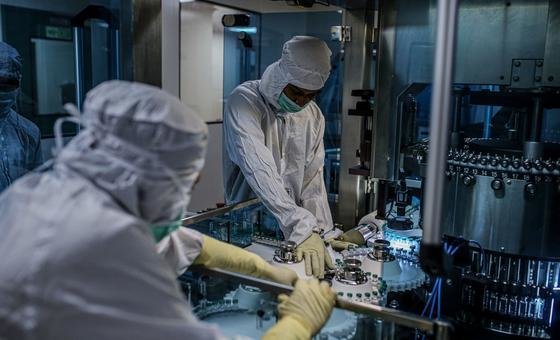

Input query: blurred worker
[0,41,42,192]
[224,36,338,278]
[0,81,335,339]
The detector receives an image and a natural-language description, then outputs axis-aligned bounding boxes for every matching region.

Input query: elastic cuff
[262,316,312,340]
[288,229,314,245]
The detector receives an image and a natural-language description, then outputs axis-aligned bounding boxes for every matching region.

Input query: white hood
[259,36,332,109]
[56,80,208,223]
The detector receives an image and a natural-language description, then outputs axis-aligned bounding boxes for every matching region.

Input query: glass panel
[0,0,132,193]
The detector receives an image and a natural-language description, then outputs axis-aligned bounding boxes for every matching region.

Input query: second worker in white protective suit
[223,36,341,278]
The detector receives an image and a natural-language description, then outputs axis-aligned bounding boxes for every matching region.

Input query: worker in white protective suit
[0,81,335,340]
[224,36,342,279]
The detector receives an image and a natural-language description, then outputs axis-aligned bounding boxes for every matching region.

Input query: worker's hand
[338,229,367,246]
[325,238,358,252]
[262,279,336,339]
[193,236,298,286]
[262,264,299,286]
[296,233,334,278]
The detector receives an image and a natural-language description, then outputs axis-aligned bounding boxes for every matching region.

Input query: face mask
[0,89,17,114]
[151,213,184,242]
[278,92,307,113]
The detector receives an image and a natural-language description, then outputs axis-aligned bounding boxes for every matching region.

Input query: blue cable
[421,280,439,316]
[437,277,442,319]
[428,279,440,318]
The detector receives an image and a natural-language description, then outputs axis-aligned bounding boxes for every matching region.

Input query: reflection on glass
[0,1,131,193]
[0,41,42,192]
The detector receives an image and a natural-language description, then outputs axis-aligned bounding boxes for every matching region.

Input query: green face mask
[151,215,183,242]
[278,92,307,113]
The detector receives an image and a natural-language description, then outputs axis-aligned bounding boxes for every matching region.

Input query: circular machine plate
[201,299,357,339]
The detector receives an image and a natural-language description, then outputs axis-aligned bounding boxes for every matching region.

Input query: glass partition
[0,0,132,193]
[179,199,452,340]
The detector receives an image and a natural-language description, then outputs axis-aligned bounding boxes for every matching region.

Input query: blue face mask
[151,213,184,242]
[278,92,307,113]
[0,89,17,114]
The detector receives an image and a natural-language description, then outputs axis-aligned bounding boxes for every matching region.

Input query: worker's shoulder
[7,109,41,140]
[225,80,268,120]
[228,80,263,105]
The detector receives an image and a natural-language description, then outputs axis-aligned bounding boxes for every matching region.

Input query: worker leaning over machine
[223,36,351,279]
[0,81,335,340]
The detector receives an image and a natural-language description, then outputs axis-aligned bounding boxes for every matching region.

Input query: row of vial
[471,251,560,289]
[462,284,546,320]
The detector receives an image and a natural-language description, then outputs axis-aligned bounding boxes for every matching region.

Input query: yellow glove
[193,236,298,286]
[296,233,334,279]
[339,229,367,246]
[326,238,358,252]
[262,279,336,340]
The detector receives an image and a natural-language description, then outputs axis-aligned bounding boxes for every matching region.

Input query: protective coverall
[0,81,332,339]
[223,36,334,245]
[0,42,42,192]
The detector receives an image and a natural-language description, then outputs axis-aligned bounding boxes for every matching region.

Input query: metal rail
[181,198,261,227]
[422,0,459,246]
[200,267,453,338]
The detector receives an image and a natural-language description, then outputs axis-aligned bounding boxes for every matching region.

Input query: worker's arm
[300,107,333,234]
[157,228,297,285]
[224,90,318,245]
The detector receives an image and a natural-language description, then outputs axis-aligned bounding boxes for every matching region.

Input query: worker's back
[0,166,217,340]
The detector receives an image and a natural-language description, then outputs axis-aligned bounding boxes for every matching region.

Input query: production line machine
[328,0,560,338]
[170,0,560,338]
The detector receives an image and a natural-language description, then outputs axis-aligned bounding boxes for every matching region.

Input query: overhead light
[226,27,257,34]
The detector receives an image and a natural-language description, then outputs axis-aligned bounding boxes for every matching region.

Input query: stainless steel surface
[455,1,548,85]
[337,7,375,227]
[543,0,560,87]
[423,0,458,245]
[73,27,84,110]
[524,141,544,160]
[336,261,368,285]
[370,0,399,182]
[132,0,162,86]
[273,241,299,264]
[162,0,180,97]
[181,198,261,227]
[356,223,379,241]
[369,239,395,262]
[200,267,453,336]
[443,175,560,257]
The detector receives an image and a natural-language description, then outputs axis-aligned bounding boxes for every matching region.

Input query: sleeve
[156,227,204,275]
[224,91,318,244]
[300,110,333,233]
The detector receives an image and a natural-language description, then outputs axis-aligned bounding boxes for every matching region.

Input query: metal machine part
[444,138,560,258]
[273,241,299,264]
[335,259,369,285]
[354,223,380,242]
[369,239,395,262]
[342,242,425,293]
